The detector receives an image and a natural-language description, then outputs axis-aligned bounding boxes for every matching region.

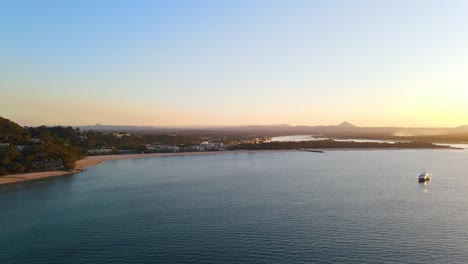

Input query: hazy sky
[1,0,468,127]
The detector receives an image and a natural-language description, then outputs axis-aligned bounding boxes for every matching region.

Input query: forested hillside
[0,117,82,175]
[0,117,199,175]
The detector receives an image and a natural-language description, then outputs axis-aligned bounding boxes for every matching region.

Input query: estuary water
[268,135,409,144]
[1,150,468,263]
[269,135,468,150]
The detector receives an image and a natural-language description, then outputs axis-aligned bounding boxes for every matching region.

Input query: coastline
[0,147,459,186]
[0,150,295,186]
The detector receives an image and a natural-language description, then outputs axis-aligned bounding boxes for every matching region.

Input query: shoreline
[0,147,460,186]
[0,150,294,186]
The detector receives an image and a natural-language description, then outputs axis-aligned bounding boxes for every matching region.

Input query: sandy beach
[0,147,457,186]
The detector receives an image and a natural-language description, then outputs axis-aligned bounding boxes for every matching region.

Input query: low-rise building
[0,143,9,152]
[146,144,179,153]
[15,145,27,151]
[87,148,114,155]
[199,142,224,151]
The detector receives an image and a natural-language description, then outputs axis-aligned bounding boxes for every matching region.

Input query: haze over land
[78,121,468,143]
[1,0,468,127]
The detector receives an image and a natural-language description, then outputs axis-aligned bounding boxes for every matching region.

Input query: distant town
[0,116,461,176]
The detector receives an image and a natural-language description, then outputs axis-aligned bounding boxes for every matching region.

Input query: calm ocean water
[1,150,468,263]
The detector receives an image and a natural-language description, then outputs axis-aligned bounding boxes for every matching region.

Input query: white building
[146,145,179,153]
[87,148,114,155]
[199,142,224,151]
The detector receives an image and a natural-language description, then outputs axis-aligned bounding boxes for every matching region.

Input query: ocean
[1,150,468,263]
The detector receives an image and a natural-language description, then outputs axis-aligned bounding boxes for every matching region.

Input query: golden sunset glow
[1,0,468,127]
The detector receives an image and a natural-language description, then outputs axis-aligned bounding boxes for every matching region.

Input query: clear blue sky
[1,0,468,127]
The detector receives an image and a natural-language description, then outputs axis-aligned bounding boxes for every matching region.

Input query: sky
[1,0,468,127]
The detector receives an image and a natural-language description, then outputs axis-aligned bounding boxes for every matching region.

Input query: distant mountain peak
[336,121,357,128]
[457,125,468,129]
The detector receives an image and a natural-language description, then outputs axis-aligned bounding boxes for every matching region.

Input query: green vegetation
[228,139,451,150]
[0,116,199,175]
[0,115,455,176]
[0,117,82,175]
[0,116,30,144]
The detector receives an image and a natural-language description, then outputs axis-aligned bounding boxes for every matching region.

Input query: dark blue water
[1,150,468,263]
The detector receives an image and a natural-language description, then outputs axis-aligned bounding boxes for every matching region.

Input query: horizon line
[22,123,468,130]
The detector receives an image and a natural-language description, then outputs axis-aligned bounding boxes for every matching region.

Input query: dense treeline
[27,125,199,153]
[0,117,200,175]
[0,117,30,144]
[228,139,451,150]
[0,119,83,175]
[0,138,82,175]
[78,132,199,151]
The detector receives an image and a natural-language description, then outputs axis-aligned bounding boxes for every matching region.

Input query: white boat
[418,172,431,182]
